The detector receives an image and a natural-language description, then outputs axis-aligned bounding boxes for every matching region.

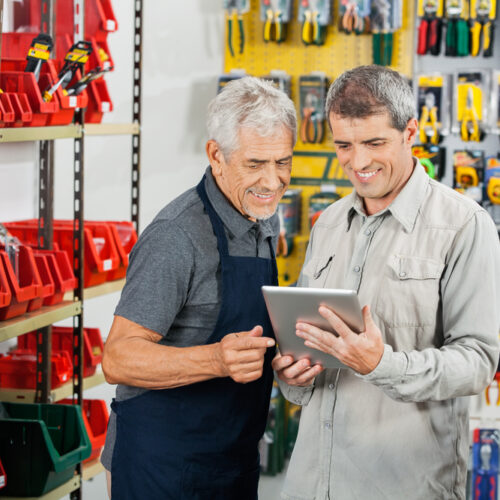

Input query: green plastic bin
[0,402,91,497]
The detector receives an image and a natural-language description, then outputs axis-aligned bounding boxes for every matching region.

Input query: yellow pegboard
[224,0,416,282]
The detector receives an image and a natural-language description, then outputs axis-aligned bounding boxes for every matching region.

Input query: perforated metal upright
[35,0,56,405]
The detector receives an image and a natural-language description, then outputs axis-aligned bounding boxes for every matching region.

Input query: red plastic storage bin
[59,399,109,463]
[0,349,72,389]
[29,254,55,312]
[0,93,16,128]
[101,221,137,281]
[19,326,104,378]
[4,220,120,288]
[0,248,40,321]
[35,249,77,306]
[86,0,118,39]
[0,256,12,309]
[0,457,6,490]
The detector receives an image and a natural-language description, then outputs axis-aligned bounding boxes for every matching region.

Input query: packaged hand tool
[224,0,250,56]
[338,0,371,35]
[472,429,499,500]
[371,0,402,66]
[453,149,485,202]
[412,144,446,179]
[24,34,53,82]
[261,0,293,43]
[445,0,469,56]
[43,41,93,103]
[263,70,292,97]
[470,0,496,57]
[416,0,444,55]
[485,157,500,205]
[65,65,114,97]
[299,73,328,144]
[415,73,450,144]
[453,71,489,142]
[298,0,332,46]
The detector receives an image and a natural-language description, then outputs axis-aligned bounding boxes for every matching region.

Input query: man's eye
[369,142,383,147]
[336,144,350,150]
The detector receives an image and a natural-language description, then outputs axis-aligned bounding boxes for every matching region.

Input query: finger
[241,326,263,338]
[281,358,312,379]
[296,323,341,349]
[240,369,265,383]
[291,364,324,385]
[272,353,295,371]
[362,305,375,334]
[318,306,353,339]
[235,335,275,350]
[227,348,267,364]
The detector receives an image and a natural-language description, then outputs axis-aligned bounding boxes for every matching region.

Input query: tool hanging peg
[225,0,249,57]
[24,34,53,82]
[299,0,331,46]
[261,0,292,43]
[470,0,496,57]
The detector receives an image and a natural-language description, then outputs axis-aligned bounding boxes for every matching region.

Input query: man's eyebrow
[361,137,386,144]
[246,155,293,163]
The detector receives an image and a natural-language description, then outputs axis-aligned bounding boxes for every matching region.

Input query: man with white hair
[101,76,297,499]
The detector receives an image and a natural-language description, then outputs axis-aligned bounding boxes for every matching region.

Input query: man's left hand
[296,305,384,375]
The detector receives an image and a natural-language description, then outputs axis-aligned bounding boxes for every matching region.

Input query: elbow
[102,342,120,385]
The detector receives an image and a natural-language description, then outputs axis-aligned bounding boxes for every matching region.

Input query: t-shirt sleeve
[114,219,195,337]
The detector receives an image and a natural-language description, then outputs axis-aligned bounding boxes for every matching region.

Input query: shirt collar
[204,166,279,240]
[346,158,429,233]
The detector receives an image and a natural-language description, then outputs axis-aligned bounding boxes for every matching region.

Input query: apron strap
[196,175,229,257]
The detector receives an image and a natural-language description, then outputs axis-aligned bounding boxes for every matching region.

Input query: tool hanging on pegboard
[339,0,371,35]
[299,74,328,144]
[444,0,469,56]
[371,0,402,66]
[416,0,444,55]
[298,0,332,46]
[225,0,250,57]
[261,0,293,43]
[470,0,496,57]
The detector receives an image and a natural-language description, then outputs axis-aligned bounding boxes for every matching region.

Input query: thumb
[244,325,263,337]
[362,305,376,334]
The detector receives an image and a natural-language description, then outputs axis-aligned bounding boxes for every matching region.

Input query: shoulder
[311,193,352,231]
[422,179,486,230]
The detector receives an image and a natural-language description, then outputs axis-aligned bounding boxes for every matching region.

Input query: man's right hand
[272,352,324,387]
[214,326,275,383]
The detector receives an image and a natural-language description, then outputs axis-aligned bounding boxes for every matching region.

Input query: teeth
[252,192,273,199]
[357,171,377,178]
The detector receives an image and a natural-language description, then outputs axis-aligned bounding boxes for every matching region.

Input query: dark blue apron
[111,175,278,500]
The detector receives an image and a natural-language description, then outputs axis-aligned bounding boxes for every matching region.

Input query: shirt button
[328,384,334,390]
[399,271,407,278]
[354,266,360,273]
[365,229,371,236]
[325,422,331,429]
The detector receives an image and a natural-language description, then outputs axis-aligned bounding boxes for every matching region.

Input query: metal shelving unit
[0,1,143,498]
[1,476,81,500]
[0,370,105,404]
[0,301,82,343]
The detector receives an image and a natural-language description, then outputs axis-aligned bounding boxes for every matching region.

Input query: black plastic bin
[0,402,91,497]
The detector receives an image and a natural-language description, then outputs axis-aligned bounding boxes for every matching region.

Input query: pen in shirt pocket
[313,254,335,280]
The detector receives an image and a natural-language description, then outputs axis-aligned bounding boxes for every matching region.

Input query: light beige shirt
[280,161,500,500]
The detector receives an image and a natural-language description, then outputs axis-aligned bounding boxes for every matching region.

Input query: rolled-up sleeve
[360,210,500,402]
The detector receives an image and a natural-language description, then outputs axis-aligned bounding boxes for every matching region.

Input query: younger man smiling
[273,65,500,500]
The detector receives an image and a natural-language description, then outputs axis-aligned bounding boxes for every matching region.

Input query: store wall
[0,2,224,498]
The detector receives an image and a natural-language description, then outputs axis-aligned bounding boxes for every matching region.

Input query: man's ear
[405,118,419,147]
[206,140,224,178]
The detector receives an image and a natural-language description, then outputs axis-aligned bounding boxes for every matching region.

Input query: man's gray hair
[325,65,416,132]
[207,76,297,158]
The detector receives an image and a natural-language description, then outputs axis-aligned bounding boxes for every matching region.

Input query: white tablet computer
[262,286,364,369]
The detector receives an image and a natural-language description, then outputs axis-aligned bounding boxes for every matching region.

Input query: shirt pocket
[375,255,444,328]
[300,254,335,288]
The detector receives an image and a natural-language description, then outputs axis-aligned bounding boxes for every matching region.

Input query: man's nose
[260,165,283,191]
[350,148,371,171]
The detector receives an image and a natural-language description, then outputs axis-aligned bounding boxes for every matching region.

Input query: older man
[274,65,500,500]
[102,76,297,499]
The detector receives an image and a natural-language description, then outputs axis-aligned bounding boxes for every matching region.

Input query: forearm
[359,340,499,402]
[277,377,315,405]
[103,337,222,389]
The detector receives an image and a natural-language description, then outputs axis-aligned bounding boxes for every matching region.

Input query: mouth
[354,169,381,182]
[247,190,279,204]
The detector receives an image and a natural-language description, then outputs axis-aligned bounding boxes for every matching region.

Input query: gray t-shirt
[101,167,279,469]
